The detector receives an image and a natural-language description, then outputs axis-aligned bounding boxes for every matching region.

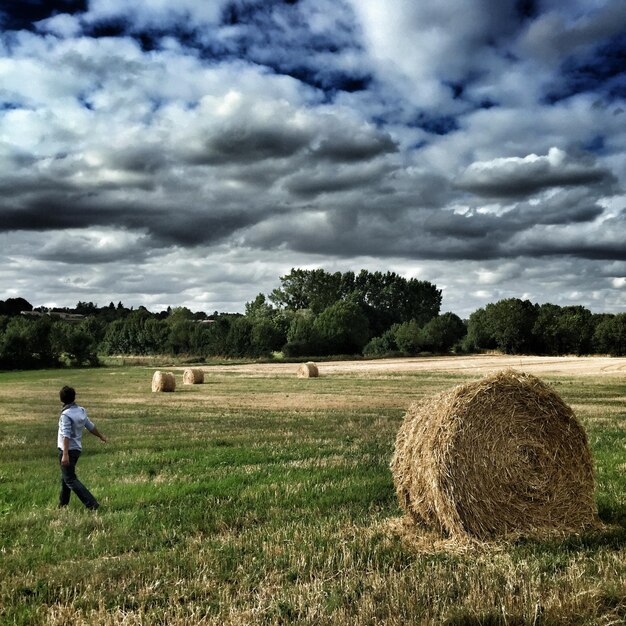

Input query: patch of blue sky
[545,33,626,104]
[514,0,538,20]
[76,94,94,111]
[0,0,86,32]
[408,113,460,136]
[0,101,25,111]
[583,135,606,154]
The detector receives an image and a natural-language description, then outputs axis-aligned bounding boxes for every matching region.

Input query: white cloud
[36,14,83,38]
[0,0,624,316]
[83,0,228,29]
[518,1,626,64]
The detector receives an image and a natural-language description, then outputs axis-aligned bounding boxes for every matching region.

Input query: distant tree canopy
[0,297,32,316]
[1,275,625,370]
[593,313,626,356]
[463,299,618,356]
[271,268,442,337]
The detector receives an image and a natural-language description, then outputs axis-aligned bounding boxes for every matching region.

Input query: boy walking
[57,386,107,510]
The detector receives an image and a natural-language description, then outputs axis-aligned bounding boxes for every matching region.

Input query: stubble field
[0,356,625,625]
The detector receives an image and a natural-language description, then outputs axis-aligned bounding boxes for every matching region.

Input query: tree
[0,319,33,368]
[99,311,168,355]
[51,323,99,366]
[194,316,233,357]
[313,301,370,355]
[269,268,441,339]
[0,297,33,316]
[286,309,315,342]
[270,269,345,314]
[483,299,537,354]
[594,314,626,356]
[167,307,194,323]
[167,320,195,354]
[75,301,98,315]
[555,306,593,355]
[463,307,496,352]
[250,318,285,356]
[225,317,253,357]
[283,310,322,357]
[26,316,58,366]
[534,304,594,355]
[363,326,399,357]
[245,293,274,319]
[419,313,466,353]
[0,316,59,369]
[394,320,423,355]
[351,270,441,336]
[245,294,288,355]
[533,303,563,355]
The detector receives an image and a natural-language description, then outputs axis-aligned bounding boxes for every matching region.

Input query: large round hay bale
[183,368,204,385]
[391,370,599,539]
[151,371,176,392]
[297,362,319,378]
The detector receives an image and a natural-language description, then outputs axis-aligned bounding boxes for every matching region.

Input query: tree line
[1,270,624,370]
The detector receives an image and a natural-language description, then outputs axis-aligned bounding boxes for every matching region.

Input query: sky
[0,0,624,317]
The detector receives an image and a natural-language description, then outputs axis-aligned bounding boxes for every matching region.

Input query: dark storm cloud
[0,195,139,232]
[36,233,151,264]
[245,203,622,262]
[245,172,621,263]
[181,124,312,165]
[312,132,397,162]
[455,148,617,199]
[104,146,167,174]
[284,162,392,197]
[425,197,604,242]
[512,212,626,260]
[146,208,276,247]
[0,184,285,249]
[245,208,505,261]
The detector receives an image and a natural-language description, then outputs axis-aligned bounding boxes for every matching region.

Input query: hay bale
[391,370,599,539]
[183,368,204,385]
[151,371,176,392]
[297,362,319,378]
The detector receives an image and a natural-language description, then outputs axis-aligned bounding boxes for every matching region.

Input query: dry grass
[195,354,626,377]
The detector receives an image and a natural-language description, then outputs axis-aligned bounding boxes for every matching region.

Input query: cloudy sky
[1,0,624,316]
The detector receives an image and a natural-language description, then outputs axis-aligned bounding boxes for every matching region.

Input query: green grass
[0,365,624,625]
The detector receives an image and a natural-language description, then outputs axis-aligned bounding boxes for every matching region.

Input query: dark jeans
[58,449,99,510]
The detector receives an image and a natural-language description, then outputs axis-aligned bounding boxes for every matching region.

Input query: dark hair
[60,386,76,405]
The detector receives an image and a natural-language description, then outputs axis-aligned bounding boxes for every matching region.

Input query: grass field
[0,362,625,625]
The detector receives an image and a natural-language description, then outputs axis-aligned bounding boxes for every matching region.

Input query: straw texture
[151,371,176,392]
[297,362,319,378]
[183,368,204,385]
[391,370,599,539]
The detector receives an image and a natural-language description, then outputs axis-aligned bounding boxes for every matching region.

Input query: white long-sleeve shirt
[57,403,95,451]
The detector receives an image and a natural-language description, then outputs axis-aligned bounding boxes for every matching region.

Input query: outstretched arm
[90,427,108,444]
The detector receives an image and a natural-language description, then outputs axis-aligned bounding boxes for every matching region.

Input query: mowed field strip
[0,355,625,625]
[195,354,626,377]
